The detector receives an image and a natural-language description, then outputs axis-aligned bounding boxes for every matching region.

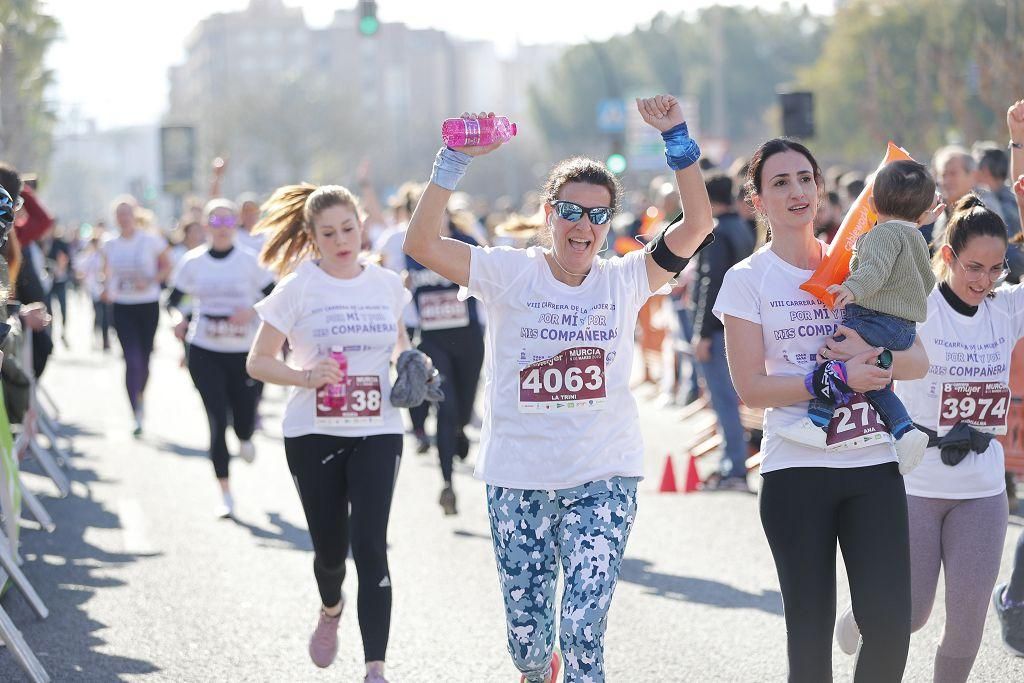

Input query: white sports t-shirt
[254,260,409,438]
[74,248,105,300]
[464,245,657,490]
[713,243,897,473]
[235,229,267,257]
[373,223,419,328]
[169,245,275,354]
[102,231,168,304]
[896,284,1024,499]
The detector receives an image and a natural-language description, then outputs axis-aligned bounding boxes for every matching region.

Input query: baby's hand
[827,284,855,308]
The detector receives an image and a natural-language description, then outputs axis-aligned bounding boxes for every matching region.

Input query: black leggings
[760,463,911,682]
[112,301,160,411]
[418,325,484,483]
[284,433,402,662]
[93,298,111,349]
[187,344,259,479]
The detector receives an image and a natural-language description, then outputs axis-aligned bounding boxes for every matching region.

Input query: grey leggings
[908,493,1008,683]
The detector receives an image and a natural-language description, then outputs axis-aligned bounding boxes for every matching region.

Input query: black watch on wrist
[876,348,893,369]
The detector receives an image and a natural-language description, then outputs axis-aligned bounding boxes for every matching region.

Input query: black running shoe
[992,582,1024,657]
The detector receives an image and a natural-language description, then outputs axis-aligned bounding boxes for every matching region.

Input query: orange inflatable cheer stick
[801,142,914,307]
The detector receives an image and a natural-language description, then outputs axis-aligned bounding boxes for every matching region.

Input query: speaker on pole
[779,91,814,139]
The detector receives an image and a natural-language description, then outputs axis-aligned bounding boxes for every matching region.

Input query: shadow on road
[0,458,161,679]
[232,511,313,552]
[619,558,783,615]
[150,438,207,459]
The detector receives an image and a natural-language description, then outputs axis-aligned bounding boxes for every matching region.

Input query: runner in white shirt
[102,195,171,435]
[246,183,410,683]
[167,199,275,518]
[831,194,1021,682]
[404,97,714,683]
[234,193,267,256]
[73,227,111,351]
[713,138,929,682]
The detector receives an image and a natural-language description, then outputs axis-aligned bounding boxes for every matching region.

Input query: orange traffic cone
[658,453,678,493]
[683,453,702,493]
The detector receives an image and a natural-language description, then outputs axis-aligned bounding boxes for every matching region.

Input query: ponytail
[254,183,361,277]
[930,193,1008,282]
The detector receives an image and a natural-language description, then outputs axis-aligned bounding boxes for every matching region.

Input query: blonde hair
[254,184,360,277]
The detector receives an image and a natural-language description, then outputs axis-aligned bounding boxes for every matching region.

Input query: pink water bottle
[328,346,348,408]
[442,116,517,147]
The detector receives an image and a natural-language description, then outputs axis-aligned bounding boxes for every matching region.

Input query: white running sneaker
[835,605,861,655]
[215,492,235,519]
[896,429,929,475]
[777,417,828,448]
[238,440,256,464]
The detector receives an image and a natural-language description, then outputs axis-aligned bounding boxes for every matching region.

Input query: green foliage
[528,6,827,159]
[0,0,60,174]
[800,0,1024,162]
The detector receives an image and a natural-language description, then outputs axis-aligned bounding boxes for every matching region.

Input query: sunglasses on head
[209,215,238,228]
[552,200,612,225]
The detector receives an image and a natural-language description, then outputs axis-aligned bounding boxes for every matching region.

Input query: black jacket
[692,212,755,339]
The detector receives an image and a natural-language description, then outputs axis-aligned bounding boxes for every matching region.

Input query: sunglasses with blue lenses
[552,200,612,225]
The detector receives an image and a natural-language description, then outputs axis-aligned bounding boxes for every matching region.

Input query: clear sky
[44,0,835,130]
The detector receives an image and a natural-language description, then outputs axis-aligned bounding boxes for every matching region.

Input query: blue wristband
[662,123,702,171]
[430,147,473,191]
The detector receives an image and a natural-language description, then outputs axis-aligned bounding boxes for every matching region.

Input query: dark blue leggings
[112,302,159,411]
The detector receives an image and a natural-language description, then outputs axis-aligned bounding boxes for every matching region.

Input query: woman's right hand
[449,112,505,157]
[843,348,892,394]
[1008,99,1024,142]
[305,358,343,389]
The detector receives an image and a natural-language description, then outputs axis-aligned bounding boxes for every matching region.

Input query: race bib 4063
[518,346,607,413]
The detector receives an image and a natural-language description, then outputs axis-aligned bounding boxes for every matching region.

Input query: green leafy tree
[800,0,1024,162]
[0,0,59,173]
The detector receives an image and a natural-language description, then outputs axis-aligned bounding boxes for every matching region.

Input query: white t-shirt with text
[254,260,409,438]
[713,243,897,473]
[465,245,657,490]
[102,231,168,305]
[896,284,1024,499]
[170,245,275,353]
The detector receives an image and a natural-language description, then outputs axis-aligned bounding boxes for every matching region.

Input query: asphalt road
[0,295,1022,682]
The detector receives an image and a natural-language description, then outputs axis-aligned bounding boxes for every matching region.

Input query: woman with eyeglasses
[405,209,485,516]
[829,193,1022,683]
[166,198,275,518]
[404,97,714,683]
[102,194,172,436]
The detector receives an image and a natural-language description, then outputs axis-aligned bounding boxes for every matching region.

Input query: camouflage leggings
[487,477,638,683]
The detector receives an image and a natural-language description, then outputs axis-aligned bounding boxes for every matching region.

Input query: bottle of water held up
[327,346,348,408]
[442,116,517,148]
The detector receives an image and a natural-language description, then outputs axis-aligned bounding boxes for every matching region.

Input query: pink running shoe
[308,604,342,668]
[520,650,561,683]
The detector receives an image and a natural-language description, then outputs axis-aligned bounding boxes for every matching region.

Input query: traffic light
[606,153,627,175]
[358,0,379,37]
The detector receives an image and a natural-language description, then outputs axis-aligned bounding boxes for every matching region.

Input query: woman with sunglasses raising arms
[405,95,713,683]
[828,193,1023,683]
[166,199,275,518]
[102,194,172,436]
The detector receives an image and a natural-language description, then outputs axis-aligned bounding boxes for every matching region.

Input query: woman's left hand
[636,95,685,133]
[818,324,871,363]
